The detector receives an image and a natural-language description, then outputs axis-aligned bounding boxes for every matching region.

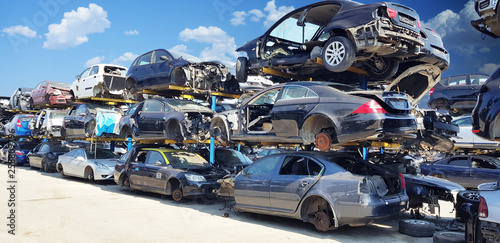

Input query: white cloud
[230,11,248,26]
[479,47,491,53]
[178,26,238,64]
[249,9,265,22]
[2,25,37,38]
[124,30,139,35]
[169,44,189,53]
[263,0,294,27]
[43,3,110,50]
[111,52,138,66]
[84,56,105,67]
[479,63,500,75]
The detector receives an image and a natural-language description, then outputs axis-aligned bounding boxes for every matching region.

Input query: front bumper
[183,181,221,198]
[49,94,73,105]
[94,167,115,180]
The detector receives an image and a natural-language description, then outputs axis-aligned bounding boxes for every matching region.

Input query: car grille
[479,0,490,10]
[103,75,126,91]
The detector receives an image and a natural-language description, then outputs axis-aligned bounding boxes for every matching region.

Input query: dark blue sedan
[420,155,500,188]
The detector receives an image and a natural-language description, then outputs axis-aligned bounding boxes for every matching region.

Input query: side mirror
[75,75,81,80]
[153,160,163,166]
[41,85,46,88]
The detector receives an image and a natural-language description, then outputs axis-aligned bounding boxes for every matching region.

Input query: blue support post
[209,95,217,165]
[359,75,368,90]
[127,137,132,151]
[362,147,368,161]
[43,137,47,142]
[380,147,384,155]
[296,144,299,151]
[110,141,115,152]
[237,144,241,152]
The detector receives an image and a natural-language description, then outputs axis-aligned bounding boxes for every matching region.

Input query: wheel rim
[315,133,332,152]
[172,189,183,202]
[324,41,345,66]
[464,192,480,201]
[313,211,330,231]
[87,171,94,181]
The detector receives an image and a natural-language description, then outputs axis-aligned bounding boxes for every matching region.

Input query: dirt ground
[0,164,459,243]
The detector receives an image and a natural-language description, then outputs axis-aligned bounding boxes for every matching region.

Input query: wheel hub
[315,133,332,152]
[325,41,345,66]
[313,211,330,231]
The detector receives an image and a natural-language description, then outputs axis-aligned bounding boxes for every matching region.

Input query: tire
[172,189,183,202]
[322,36,355,72]
[59,165,66,177]
[85,120,96,138]
[456,191,480,223]
[86,168,94,182]
[365,57,399,80]
[42,161,48,172]
[60,127,67,139]
[398,219,435,237]
[211,122,228,146]
[432,231,465,243]
[123,176,131,190]
[236,57,248,83]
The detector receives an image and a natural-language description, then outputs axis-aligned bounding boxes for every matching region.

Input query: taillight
[479,196,488,218]
[429,88,434,96]
[399,173,406,189]
[387,8,397,18]
[472,130,480,133]
[15,151,23,156]
[353,100,387,114]
[417,20,421,29]
[16,118,22,127]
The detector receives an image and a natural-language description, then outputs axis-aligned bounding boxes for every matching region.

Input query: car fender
[486,103,500,139]
[300,113,338,144]
[298,192,339,228]
[211,114,233,141]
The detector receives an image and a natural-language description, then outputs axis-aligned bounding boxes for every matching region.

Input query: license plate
[399,15,414,26]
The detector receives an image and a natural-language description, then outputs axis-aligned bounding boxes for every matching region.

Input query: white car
[71,64,128,100]
[28,109,67,137]
[56,148,119,181]
[451,116,499,149]
[477,180,500,242]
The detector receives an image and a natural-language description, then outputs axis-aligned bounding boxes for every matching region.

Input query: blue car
[420,155,500,188]
[1,141,38,165]
[3,114,34,137]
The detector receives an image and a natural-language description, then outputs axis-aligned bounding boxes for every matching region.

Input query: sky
[0,0,498,97]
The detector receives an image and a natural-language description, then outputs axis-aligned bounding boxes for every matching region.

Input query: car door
[32,82,44,105]
[445,157,472,187]
[137,99,165,137]
[269,155,323,212]
[234,154,282,209]
[127,150,149,189]
[37,144,51,168]
[144,150,168,191]
[81,66,99,97]
[468,74,489,105]
[271,85,319,137]
[446,75,470,107]
[151,50,173,85]
[244,88,281,133]
[63,106,77,136]
[28,144,42,167]
[470,157,500,187]
[68,149,87,177]
[74,67,91,98]
[132,52,154,87]
[73,104,89,137]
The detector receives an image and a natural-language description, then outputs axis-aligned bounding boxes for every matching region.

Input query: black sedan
[118,98,213,142]
[235,0,423,82]
[472,67,500,140]
[61,103,115,138]
[125,49,231,97]
[211,81,416,151]
[27,141,71,172]
[114,144,227,201]
[226,151,408,231]
[420,155,500,189]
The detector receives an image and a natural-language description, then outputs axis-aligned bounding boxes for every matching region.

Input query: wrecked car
[471,0,500,38]
[8,87,33,111]
[224,151,408,231]
[3,114,34,137]
[61,103,119,139]
[125,49,232,98]
[71,64,128,100]
[118,98,213,143]
[211,81,417,151]
[28,141,71,172]
[235,0,423,82]
[28,109,67,138]
[114,145,227,201]
[195,147,252,174]
[57,148,120,181]
[31,81,73,107]
[472,67,500,141]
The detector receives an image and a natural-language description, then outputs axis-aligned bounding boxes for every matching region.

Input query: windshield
[85,149,120,159]
[164,151,210,169]
[52,145,71,153]
[168,50,202,63]
[216,150,252,165]
[166,99,213,112]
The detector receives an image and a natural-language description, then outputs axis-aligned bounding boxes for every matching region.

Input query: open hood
[385,64,442,107]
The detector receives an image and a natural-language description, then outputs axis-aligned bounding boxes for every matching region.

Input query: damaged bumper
[183,181,221,198]
[339,194,408,225]
[182,62,230,90]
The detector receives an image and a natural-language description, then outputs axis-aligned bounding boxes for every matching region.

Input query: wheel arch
[300,114,338,145]
[210,116,231,142]
[166,177,183,195]
[299,194,339,228]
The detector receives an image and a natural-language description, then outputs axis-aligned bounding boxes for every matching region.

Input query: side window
[89,66,99,76]
[245,155,281,176]
[145,151,166,166]
[80,68,91,79]
[133,151,148,164]
[470,74,488,85]
[280,86,317,100]
[75,150,86,158]
[279,156,323,176]
[126,104,140,115]
[448,76,467,86]
[472,158,496,169]
[118,152,129,163]
[68,107,77,115]
[143,100,162,112]
[138,52,153,65]
[39,144,51,153]
[32,144,42,153]
[153,50,169,63]
[448,158,469,167]
[250,88,281,105]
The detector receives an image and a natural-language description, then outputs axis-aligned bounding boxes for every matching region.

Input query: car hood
[385,64,442,107]
[404,174,465,191]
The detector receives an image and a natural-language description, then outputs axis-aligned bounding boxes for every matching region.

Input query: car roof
[142,148,186,153]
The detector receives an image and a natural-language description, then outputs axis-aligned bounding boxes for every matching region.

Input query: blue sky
[1,0,498,97]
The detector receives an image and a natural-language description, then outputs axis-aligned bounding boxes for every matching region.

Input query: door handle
[300,181,309,187]
[262,180,269,185]
[297,105,306,109]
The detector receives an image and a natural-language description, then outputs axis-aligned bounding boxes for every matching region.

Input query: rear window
[85,149,120,159]
[447,76,467,86]
[20,116,33,122]
[19,143,37,150]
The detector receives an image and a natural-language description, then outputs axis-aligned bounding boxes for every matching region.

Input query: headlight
[52,90,62,96]
[95,162,107,169]
[185,174,206,182]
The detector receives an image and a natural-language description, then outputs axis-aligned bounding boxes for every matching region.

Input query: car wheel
[172,189,183,202]
[123,176,131,190]
[85,167,94,182]
[60,127,67,138]
[211,120,228,146]
[398,219,435,237]
[84,120,96,138]
[322,36,355,72]
[456,191,481,223]
[59,165,66,177]
[364,57,399,80]
[315,133,332,152]
[313,211,331,232]
[42,161,48,172]
[236,57,248,83]
[433,231,465,243]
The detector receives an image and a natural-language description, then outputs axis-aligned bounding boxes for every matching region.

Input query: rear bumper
[481,220,500,242]
[338,194,409,226]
